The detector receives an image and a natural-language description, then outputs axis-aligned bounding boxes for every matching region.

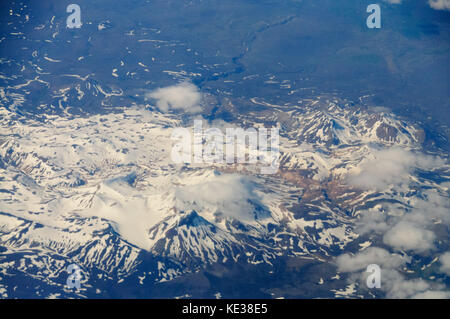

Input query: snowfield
[0,99,449,298]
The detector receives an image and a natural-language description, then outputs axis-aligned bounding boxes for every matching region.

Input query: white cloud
[147,82,203,113]
[355,207,391,235]
[381,269,448,299]
[428,0,450,10]
[175,173,260,221]
[336,247,407,272]
[383,222,435,253]
[348,147,444,190]
[336,248,449,298]
[355,188,449,254]
[383,0,403,4]
[339,166,450,298]
[412,290,450,299]
[438,252,450,276]
[382,0,450,11]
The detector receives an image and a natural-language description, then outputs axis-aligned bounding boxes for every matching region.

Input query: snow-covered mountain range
[1,93,448,298]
